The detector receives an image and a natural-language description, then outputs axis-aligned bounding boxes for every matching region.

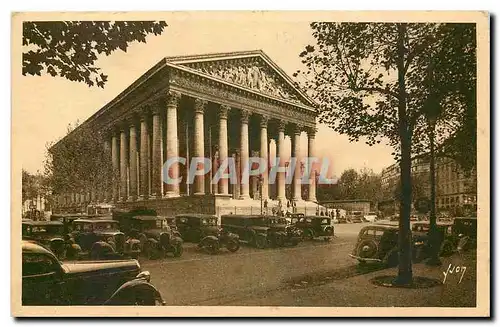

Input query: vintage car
[452,217,477,251]
[363,212,378,223]
[87,203,115,217]
[175,214,240,254]
[349,225,425,267]
[292,216,334,241]
[50,213,85,234]
[349,211,364,223]
[411,221,455,258]
[22,220,78,260]
[22,240,164,305]
[221,215,302,249]
[114,213,184,259]
[71,219,141,260]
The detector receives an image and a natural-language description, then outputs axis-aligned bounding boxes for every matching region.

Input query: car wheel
[255,235,268,249]
[226,239,240,252]
[172,243,183,257]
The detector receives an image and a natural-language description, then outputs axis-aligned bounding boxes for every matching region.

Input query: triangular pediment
[165,50,315,109]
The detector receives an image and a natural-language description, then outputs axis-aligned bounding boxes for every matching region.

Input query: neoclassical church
[53,50,323,216]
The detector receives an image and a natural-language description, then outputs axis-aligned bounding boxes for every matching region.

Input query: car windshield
[30,225,64,235]
[321,218,330,225]
[269,218,286,225]
[200,218,217,226]
[74,222,93,232]
[140,219,164,229]
[96,207,112,215]
[94,221,119,231]
[413,224,430,232]
[251,217,269,226]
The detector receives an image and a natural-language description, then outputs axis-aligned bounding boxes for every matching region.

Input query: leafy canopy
[23,21,168,87]
[295,22,475,166]
[44,121,112,195]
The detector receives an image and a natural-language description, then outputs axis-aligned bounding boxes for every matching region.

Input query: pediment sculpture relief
[187,61,303,104]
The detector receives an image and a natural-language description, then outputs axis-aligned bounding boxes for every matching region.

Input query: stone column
[276,120,286,202]
[218,105,230,195]
[128,121,138,201]
[239,109,250,199]
[291,124,302,201]
[102,137,111,202]
[151,107,163,198]
[119,126,128,201]
[193,99,206,195]
[307,127,317,202]
[165,91,181,197]
[233,150,240,199]
[139,113,149,200]
[260,116,269,200]
[111,132,119,202]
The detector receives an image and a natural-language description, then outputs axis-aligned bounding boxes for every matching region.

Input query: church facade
[52,50,320,216]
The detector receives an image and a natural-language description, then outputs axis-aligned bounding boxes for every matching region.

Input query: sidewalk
[220,252,478,307]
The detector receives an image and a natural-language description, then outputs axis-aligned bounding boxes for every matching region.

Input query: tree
[433,24,477,172]
[22,169,38,204]
[356,168,383,203]
[337,169,359,199]
[296,23,473,285]
[23,21,168,87]
[44,121,112,200]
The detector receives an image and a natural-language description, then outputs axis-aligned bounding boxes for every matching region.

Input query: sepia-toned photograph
[11,11,489,317]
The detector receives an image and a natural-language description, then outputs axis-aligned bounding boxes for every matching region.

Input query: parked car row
[349,217,477,267]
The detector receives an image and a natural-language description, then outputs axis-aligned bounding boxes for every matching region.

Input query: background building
[380,154,477,216]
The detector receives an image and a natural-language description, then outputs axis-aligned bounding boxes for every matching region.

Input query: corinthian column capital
[219,105,231,120]
[167,91,181,107]
[307,126,317,138]
[240,109,250,124]
[293,123,304,135]
[260,115,269,128]
[277,120,286,132]
[194,98,208,114]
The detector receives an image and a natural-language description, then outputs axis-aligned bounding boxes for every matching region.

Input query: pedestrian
[264,199,268,208]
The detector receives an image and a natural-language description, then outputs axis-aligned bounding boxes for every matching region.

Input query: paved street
[141,222,371,305]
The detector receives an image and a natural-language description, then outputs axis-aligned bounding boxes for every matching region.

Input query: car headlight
[414,241,424,246]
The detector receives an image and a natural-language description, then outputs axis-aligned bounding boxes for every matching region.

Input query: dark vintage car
[411,221,456,258]
[71,219,141,260]
[292,216,334,241]
[175,214,240,254]
[349,211,364,223]
[115,214,184,259]
[452,217,477,251]
[22,240,164,305]
[221,215,302,249]
[349,225,425,267]
[22,220,78,260]
[50,213,86,234]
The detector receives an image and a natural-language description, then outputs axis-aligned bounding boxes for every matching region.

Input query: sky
[17,13,394,177]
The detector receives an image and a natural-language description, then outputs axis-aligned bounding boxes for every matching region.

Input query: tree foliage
[317,168,382,203]
[23,21,168,87]
[22,169,39,203]
[44,121,112,197]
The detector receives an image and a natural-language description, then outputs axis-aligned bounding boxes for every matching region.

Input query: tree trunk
[395,23,413,285]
